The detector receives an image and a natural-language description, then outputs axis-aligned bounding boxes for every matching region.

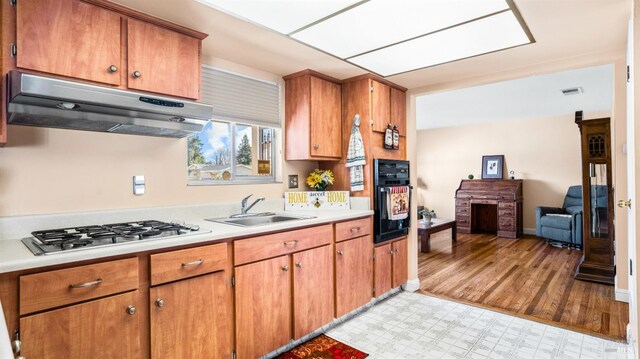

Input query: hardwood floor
[418,231,629,341]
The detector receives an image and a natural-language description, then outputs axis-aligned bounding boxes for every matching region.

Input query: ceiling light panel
[197,0,361,34]
[291,0,509,59]
[349,10,530,76]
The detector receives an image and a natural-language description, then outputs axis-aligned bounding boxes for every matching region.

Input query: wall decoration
[285,191,350,210]
[481,155,504,179]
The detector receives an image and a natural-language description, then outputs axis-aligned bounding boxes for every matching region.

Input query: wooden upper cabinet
[371,80,391,133]
[390,87,406,137]
[127,19,200,99]
[284,70,342,161]
[16,0,122,86]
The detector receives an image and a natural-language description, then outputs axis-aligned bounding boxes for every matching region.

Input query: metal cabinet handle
[388,250,394,254]
[281,265,289,272]
[132,70,142,78]
[313,144,320,149]
[155,298,165,308]
[337,250,344,256]
[395,248,400,253]
[296,262,303,268]
[108,65,118,73]
[69,278,102,289]
[182,259,204,267]
[350,227,361,232]
[126,305,137,315]
[283,240,299,246]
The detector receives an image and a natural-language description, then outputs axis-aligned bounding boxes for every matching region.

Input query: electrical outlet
[288,175,299,189]
[133,175,145,195]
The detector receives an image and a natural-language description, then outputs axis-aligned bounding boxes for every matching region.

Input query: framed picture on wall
[482,155,504,179]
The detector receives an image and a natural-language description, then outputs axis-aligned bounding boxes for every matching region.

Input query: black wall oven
[374,159,411,244]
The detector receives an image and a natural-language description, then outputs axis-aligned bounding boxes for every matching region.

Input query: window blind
[201,65,281,128]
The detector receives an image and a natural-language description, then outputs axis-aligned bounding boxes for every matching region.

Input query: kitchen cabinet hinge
[232,350,237,359]
[231,275,235,287]
[372,254,376,260]
[9,0,16,6]
[370,86,374,92]
[10,43,16,57]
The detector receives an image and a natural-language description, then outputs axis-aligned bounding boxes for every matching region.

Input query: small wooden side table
[417,218,457,253]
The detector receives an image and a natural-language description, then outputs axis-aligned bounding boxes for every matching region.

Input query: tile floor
[324,291,634,359]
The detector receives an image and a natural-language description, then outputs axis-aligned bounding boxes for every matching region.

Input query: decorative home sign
[481,155,504,179]
[285,191,350,210]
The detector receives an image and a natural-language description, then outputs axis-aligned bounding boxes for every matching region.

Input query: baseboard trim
[402,278,420,292]
[523,228,536,235]
[615,289,630,303]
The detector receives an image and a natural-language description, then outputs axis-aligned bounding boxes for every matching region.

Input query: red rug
[275,334,368,359]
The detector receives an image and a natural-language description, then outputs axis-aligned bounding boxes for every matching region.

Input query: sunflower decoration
[306,169,334,191]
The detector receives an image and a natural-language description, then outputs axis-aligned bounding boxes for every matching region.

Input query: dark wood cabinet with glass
[574,112,615,285]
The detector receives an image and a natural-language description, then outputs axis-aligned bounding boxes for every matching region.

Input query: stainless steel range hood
[7,71,212,138]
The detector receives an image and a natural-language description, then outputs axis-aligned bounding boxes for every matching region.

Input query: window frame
[187,120,279,186]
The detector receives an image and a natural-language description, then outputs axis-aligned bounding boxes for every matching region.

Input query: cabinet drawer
[499,217,515,229]
[456,206,470,215]
[455,199,469,207]
[150,243,227,286]
[20,257,138,315]
[499,201,515,209]
[235,224,332,265]
[499,209,515,216]
[456,215,470,226]
[335,217,371,242]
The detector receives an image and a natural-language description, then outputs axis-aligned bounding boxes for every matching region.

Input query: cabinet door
[150,272,228,359]
[127,19,200,99]
[335,235,373,318]
[371,80,390,133]
[374,244,392,297]
[310,76,341,158]
[293,245,334,339]
[235,255,291,359]
[16,0,121,85]
[392,239,408,288]
[390,88,406,137]
[20,291,140,358]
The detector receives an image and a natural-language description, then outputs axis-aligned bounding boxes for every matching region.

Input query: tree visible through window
[188,121,275,183]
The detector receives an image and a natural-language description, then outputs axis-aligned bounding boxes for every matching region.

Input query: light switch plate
[288,175,299,189]
[133,175,145,195]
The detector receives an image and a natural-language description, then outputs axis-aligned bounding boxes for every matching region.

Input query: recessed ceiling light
[196,0,361,34]
[291,0,509,59]
[348,10,531,76]
[198,0,534,77]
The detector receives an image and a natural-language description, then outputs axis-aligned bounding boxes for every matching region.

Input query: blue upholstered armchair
[536,185,583,249]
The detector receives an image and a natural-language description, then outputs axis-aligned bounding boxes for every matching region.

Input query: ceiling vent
[561,87,583,96]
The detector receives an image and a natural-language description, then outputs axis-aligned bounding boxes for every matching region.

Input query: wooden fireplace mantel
[455,179,523,238]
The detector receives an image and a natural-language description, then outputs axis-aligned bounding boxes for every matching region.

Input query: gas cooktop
[21,220,211,255]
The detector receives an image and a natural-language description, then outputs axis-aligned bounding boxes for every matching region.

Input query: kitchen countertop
[0,200,372,274]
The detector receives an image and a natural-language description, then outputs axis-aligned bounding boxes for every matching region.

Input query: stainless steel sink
[206,213,315,227]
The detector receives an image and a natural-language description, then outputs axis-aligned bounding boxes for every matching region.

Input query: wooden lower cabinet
[374,244,393,297]
[392,239,408,288]
[335,235,373,318]
[20,290,141,359]
[235,255,292,359]
[293,245,334,339]
[374,238,408,297]
[150,272,229,359]
[235,244,336,358]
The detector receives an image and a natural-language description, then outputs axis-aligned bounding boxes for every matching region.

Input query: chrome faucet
[240,194,265,215]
